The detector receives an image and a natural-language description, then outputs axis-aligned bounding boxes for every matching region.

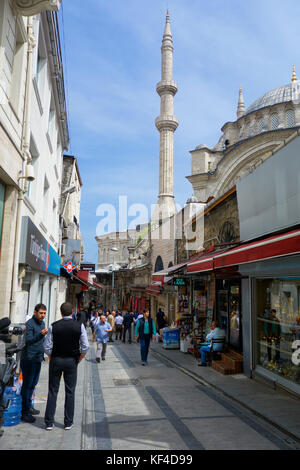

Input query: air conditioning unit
[60,243,66,257]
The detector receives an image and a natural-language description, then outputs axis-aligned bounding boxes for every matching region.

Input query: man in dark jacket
[20,303,48,423]
[156,308,167,331]
[76,309,88,328]
[43,302,89,430]
[122,311,133,344]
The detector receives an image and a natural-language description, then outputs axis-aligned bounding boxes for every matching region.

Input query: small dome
[195,144,208,150]
[246,81,300,115]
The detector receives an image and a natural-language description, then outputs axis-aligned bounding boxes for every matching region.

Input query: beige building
[0,0,68,324]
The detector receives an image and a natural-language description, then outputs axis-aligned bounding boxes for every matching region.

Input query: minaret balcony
[156,80,178,97]
[12,0,61,16]
[155,115,179,132]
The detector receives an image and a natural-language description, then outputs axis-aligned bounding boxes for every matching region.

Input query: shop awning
[74,270,104,289]
[130,285,146,292]
[145,285,162,297]
[213,229,300,269]
[186,228,300,274]
[186,254,214,274]
[92,281,104,289]
[72,274,90,288]
[152,261,187,284]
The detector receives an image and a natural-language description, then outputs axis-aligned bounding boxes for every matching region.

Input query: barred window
[271,113,279,130]
[258,118,264,133]
[286,109,295,128]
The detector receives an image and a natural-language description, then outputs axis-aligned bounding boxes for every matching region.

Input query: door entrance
[216,280,242,352]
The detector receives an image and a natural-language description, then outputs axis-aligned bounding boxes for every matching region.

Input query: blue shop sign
[19,217,60,276]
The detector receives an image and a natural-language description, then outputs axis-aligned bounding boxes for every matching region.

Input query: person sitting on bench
[199,321,226,367]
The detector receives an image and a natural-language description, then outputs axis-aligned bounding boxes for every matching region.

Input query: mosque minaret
[154,10,178,220]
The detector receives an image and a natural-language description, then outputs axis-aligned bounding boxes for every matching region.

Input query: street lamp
[110,247,119,311]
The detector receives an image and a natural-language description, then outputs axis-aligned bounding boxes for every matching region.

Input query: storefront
[187,250,245,361]
[150,262,188,327]
[215,228,300,394]
[215,275,242,352]
[128,287,150,313]
[187,253,219,338]
[175,277,192,338]
[18,216,61,325]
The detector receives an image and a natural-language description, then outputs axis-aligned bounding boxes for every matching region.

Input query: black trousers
[44,356,78,427]
[123,325,132,343]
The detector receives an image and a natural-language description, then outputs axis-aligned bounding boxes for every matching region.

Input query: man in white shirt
[114,312,123,340]
[199,321,226,367]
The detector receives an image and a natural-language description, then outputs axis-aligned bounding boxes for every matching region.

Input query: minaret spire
[153,10,178,220]
[292,65,297,83]
[237,85,245,119]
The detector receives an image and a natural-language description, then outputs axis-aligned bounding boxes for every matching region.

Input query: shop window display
[191,278,210,340]
[216,280,242,351]
[256,278,300,385]
[177,285,192,336]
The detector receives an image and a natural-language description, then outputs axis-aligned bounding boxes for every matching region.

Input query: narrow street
[81,339,297,451]
[1,333,299,452]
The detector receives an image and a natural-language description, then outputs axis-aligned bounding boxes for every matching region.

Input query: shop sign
[62,260,76,274]
[19,216,60,276]
[173,278,186,287]
[80,262,95,272]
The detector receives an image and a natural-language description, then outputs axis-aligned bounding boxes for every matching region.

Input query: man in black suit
[43,302,89,430]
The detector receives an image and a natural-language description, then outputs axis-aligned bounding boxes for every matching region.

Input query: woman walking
[135,310,156,365]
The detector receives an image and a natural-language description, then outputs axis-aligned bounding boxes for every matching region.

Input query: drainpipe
[10,17,36,322]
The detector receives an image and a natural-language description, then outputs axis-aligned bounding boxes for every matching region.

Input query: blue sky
[58,0,300,263]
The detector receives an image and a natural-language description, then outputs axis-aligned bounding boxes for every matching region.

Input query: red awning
[75,270,103,289]
[76,270,89,282]
[214,229,300,269]
[145,285,162,297]
[186,254,214,274]
[186,229,300,274]
[93,281,104,289]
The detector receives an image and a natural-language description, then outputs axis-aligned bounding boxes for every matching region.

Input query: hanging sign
[62,260,76,274]
[173,278,186,287]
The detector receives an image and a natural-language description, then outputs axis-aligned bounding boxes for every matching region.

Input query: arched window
[271,113,279,130]
[154,256,164,273]
[286,109,295,128]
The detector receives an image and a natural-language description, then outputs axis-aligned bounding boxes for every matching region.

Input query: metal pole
[111,269,114,311]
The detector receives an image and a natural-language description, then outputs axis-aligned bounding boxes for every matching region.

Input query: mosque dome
[246,80,300,115]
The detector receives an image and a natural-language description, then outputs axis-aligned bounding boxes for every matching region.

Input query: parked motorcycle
[0,318,25,437]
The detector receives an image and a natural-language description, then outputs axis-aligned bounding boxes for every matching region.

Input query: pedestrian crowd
[17,302,166,431]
